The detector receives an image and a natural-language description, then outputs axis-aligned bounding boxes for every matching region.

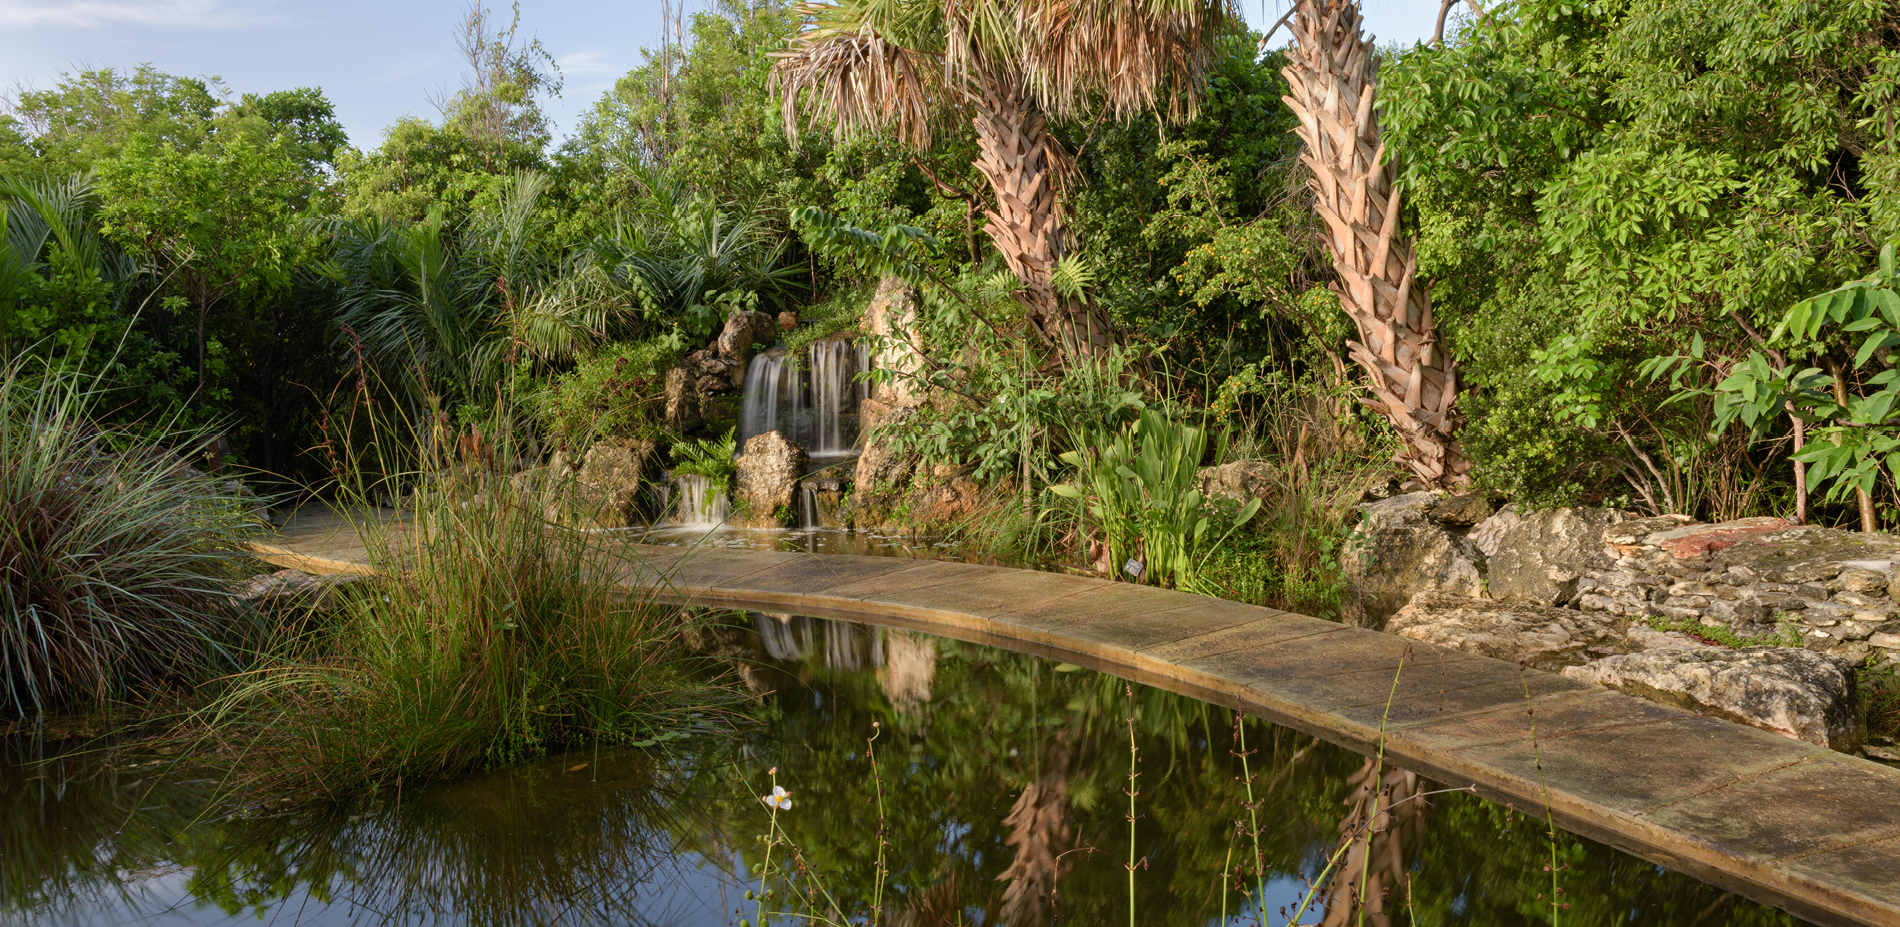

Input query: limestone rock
[735,431,807,527]
[234,569,369,611]
[1488,507,1632,605]
[664,368,702,434]
[914,463,983,523]
[575,438,655,527]
[717,310,779,387]
[1343,491,1486,629]
[1388,592,1630,669]
[1428,492,1498,526]
[1562,647,1864,750]
[1468,504,1520,558]
[1198,460,1275,522]
[862,276,924,405]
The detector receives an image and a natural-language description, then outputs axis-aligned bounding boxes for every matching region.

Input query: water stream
[737,338,867,461]
[0,616,1807,926]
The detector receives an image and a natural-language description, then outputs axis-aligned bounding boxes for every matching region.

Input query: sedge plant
[196,397,736,798]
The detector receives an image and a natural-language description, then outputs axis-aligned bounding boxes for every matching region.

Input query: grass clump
[199,460,734,799]
[1,358,260,719]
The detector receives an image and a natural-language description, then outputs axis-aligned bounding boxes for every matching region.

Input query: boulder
[717,310,779,387]
[664,368,702,434]
[913,462,983,523]
[1388,592,1630,669]
[1562,647,1864,751]
[846,400,920,529]
[1342,491,1486,629]
[778,311,798,331]
[735,430,808,527]
[1468,504,1520,558]
[1487,507,1633,605]
[1198,460,1275,522]
[862,276,925,405]
[575,438,655,527]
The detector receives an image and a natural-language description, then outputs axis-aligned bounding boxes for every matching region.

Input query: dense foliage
[3,0,1897,527]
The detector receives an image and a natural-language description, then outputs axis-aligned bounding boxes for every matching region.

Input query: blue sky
[1,0,1450,151]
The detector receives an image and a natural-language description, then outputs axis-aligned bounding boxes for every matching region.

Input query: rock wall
[1573,516,1900,666]
[1374,504,1900,753]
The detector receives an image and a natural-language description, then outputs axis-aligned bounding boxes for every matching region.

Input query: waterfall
[796,485,818,529]
[670,473,729,528]
[737,339,866,457]
[739,351,786,445]
[807,339,854,455]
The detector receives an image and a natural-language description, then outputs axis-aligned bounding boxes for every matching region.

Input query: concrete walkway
[255,509,1900,927]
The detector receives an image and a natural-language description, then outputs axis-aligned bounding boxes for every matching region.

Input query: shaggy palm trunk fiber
[1283,0,1469,487]
[971,78,1118,362]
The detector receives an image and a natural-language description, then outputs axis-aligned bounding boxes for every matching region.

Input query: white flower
[761,785,793,811]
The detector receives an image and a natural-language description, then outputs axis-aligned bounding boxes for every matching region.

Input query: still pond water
[3,613,1805,926]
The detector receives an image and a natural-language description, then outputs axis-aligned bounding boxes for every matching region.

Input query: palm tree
[773,0,1235,364]
[0,174,137,355]
[1281,0,1468,486]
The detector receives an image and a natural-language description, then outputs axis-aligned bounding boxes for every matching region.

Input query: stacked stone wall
[1567,515,1900,666]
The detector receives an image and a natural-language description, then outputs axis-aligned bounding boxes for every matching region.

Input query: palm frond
[773,0,946,148]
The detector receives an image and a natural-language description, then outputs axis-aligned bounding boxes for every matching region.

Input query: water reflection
[1,614,1806,926]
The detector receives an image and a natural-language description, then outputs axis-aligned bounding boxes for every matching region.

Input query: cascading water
[796,485,819,529]
[738,339,867,458]
[804,340,855,455]
[669,473,730,528]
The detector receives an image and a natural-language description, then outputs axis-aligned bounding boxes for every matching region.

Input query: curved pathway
[257,510,1900,927]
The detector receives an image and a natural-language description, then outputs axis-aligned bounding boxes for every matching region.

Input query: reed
[196,409,736,799]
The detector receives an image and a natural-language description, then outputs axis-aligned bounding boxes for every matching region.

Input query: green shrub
[0,358,259,718]
[533,339,680,449]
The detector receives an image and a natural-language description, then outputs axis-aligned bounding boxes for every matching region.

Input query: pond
[3,614,1807,926]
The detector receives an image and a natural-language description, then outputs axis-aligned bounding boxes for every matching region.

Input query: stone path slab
[253,514,1900,927]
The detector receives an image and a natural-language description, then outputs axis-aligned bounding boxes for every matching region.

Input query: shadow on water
[2,614,1808,926]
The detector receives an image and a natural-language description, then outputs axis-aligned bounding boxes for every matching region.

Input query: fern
[672,428,738,488]
[1050,255,1098,304]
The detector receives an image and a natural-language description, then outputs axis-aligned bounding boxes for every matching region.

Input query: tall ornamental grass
[0,359,259,718]
[199,442,734,799]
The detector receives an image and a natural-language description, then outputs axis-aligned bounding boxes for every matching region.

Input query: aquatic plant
[196,449,735,797]
[0,357,259,718]
[1052,407,1259,592]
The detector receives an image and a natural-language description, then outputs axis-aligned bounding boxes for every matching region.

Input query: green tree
[774,0,1240,364]
[6,66,221,175]
[1382,0,1900,515]
[96,127,312,412]
[337,2,560,226]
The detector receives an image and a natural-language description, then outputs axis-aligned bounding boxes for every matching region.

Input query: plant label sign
[1123,559,1144,580]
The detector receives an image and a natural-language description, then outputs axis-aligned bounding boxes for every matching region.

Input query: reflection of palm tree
[1318,758,1429,927]
[997,737,1073,924]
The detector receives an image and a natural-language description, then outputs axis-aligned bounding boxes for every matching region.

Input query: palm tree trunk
[1283,0,1469,487]
[969,78,1117,362]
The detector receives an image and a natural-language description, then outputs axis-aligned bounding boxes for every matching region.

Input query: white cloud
[0,0,277,29]
[557,49,619,77]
